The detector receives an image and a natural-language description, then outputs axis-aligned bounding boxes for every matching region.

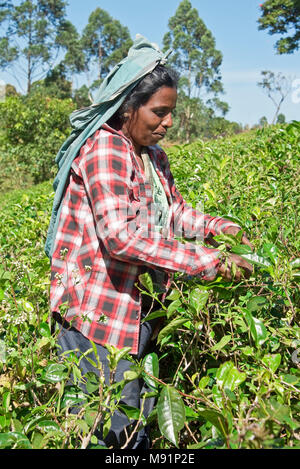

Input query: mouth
[153,132,166,138]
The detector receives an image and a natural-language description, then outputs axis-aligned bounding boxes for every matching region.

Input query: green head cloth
[45,35,171,258]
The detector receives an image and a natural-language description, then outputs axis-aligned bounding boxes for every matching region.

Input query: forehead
[146,86,177,108]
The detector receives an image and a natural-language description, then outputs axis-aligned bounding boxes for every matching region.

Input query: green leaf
[197,409,228,440]
[118,404,146,425]
[198,376,210,390]
[36,420,63,434]
[262,243,278,264]
[41,363,68,383]
[167,298,182,318]
[262,354,281,373]
[231,244,253,255]
[142,352,159,390]
[38,322,51,337]
[0,432,32,449]
[280,374,299,385]
[264,398,298,429]
[216,361,246,391]
[61,386,87,409]
[123,369,140,382]
[291,258,300,270]
[85,372,99,393]
[3,391,11,413]
[157,317,187,345]
[166,289,181,301]
[184,405,199,420]
[105,344,132,370]
[139,272,153,293]
[241,253,271,268]
[247,296,268,312]
[141,309,166,323]
[244,310,268,347]
[157,385,185,447]
[21,299,34,313]
[189,288,209,313]
[210,335,231,352]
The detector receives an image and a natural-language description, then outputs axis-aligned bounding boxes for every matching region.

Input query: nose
[162,112,173,128]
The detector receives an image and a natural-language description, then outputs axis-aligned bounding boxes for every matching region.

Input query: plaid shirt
[50,124,239,354]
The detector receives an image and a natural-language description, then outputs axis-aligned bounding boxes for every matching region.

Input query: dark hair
[108,64,179,128]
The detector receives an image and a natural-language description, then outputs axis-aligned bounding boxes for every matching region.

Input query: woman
[47,36,253,448]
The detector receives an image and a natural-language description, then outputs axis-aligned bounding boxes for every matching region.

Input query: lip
[153,132,166,138]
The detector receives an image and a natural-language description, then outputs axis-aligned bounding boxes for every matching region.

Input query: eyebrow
[151,105,176,111]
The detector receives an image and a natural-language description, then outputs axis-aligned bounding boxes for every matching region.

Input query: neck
[120,124,142,156]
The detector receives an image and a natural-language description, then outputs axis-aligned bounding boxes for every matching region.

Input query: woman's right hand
[218,253,253,282]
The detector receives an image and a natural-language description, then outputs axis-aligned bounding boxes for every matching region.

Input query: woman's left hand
[206,226,254,251]
[224,226,254,251]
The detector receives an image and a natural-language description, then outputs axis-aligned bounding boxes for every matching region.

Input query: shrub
[0,94,76,185]
[0,123,299,449]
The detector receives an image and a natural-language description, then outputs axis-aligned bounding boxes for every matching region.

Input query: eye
[153,109,167,118]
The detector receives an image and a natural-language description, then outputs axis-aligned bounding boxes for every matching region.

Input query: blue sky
[1,0,299,125]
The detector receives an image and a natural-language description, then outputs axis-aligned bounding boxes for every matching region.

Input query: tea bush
[0,95,75,187]
[0,123,299,449]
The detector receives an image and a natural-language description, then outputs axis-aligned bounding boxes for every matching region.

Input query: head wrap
[45,35,171,258]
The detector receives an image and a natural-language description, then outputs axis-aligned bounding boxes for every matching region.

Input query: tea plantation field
[0,123,299,449]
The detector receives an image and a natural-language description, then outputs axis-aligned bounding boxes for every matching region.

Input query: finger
[241,234,254,251]
[231,254,253,272]
[219,259,241,282]
[219,253,254,282]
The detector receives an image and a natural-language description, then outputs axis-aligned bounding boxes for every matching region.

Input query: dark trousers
[56,312,158,449]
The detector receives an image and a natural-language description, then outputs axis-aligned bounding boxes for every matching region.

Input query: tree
[163,0,225,101]
[162,0,228,141]
[257,70,292,124]
[30,62,72,100]
[81,8,132,85]
[55,20,86,77]
[259,116,268,127]
[276,113,286,123]
[258,0,300,54]
[0,0,73,93]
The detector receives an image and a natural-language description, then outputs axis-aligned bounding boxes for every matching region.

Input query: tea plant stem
[283,285,296,324]
[80,389,112,449]
[184,421,198,444]
[172,331,198,387]
[120,396,146,449]
[143,369,219,409]
[9,282,21,349]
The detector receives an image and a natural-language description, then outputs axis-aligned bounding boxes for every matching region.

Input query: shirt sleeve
[78,132,222,281]
[158,148,241,240]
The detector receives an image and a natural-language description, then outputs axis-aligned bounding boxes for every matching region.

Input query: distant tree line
[0,0,299,146]
[0,0,246,143]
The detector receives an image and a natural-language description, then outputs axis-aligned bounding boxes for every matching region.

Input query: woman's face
[122,86,177,155]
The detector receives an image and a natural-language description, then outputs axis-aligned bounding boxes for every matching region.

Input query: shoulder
[84,125,131,156]
[75,125,134,181]
[77,125,132,168]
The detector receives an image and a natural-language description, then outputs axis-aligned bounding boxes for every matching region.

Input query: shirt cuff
[191,245,221,281]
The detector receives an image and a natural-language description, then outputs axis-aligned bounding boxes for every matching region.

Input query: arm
[158,148,254,281]
[79,131,222,281]
[158,149,241,240]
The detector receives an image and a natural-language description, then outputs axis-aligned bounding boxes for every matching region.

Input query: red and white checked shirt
[50,124,239,354]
